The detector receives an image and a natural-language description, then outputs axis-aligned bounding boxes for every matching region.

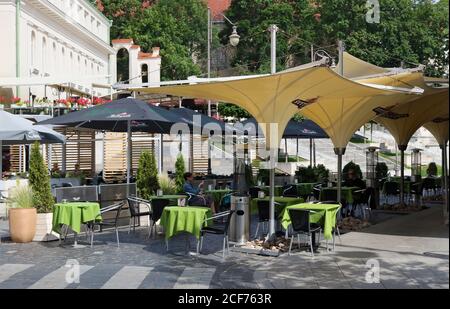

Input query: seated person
[343,169,366,190]
[183,172,216,214]
[51,162,63,177]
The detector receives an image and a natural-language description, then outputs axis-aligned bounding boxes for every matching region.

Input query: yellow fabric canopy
[132,61,420,149]
[424,117,449,146]
[359,72,449,147]
[335,52,390,79]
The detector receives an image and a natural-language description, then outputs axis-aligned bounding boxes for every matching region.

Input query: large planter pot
[33,213,59,242]
[9,208,37,243]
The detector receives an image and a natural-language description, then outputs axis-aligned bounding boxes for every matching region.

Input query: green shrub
[296,166,316,183]
[426,162,438,177]
[136,151,159,199]
[343,161,363,180]
[315,164,330,183]
[175,154,186,194]
[376,162,388,180]
[29,142,54,213]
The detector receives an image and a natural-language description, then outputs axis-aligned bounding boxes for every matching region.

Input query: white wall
[0,0,114,100]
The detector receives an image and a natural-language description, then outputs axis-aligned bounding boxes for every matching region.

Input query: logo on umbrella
[301,129,317,135]
[108,112,131,119]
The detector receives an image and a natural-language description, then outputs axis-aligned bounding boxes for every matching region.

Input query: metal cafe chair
[317,202,342,252]
[282,185,298,198]
[148,198,170,239]
[87,201,125,248]
[127,197,151,234]
[255,200,281,239]
[197,210,242,259]
[287,208,321,257]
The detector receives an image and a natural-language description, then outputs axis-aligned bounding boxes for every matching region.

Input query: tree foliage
[95,0,208,80]
[29,142,54,213]
[136,151,159,199]
[221,0,449,77]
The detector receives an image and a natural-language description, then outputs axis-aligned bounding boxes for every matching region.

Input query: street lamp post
[206,8,240,116]
[206,8,240,175]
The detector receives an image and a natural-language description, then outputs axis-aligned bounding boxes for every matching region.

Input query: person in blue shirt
[183,172,216,214]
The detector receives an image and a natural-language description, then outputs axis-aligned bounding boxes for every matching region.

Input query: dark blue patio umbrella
[37,98,188,183]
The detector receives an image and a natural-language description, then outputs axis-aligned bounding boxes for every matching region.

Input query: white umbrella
[0,110,65,176]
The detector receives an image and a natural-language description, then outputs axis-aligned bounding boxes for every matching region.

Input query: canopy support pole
[126,120,132,184]
[309,138,313,166]
[313,139,316,167]
[399,145,407,206]
[296,137,299,162]
[269,158,276,237]
[335,148,345,204]
[442,143,448,224]
[159,134,163,174]
[285,139,288,163]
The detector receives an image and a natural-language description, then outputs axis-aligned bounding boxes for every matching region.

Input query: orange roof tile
[207,0,232,21]
[111,38,134,44]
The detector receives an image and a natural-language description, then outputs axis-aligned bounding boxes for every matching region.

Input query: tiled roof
[138,51,160,59]
[111,38,134,44]
[207,0,232,21]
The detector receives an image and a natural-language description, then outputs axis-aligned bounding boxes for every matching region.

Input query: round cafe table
[52,202,101,247]
[160,206,212,254]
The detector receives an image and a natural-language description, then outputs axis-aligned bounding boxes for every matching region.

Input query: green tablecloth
[160,206,211,240]
[281,203,340,240]
[148,195,187,206]
[257,186,284,197]
[250,197,304,215]
[320,187,360,204]
[52,202,101,234]
[204,189,232,206]
[295,183,317,196]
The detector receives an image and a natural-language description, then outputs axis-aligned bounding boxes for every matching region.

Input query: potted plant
[158,173,177,195]
[7,184,37,243]
[29,142,57,242]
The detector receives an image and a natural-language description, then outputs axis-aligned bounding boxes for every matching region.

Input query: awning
[360,72,449,147]
[127,60,421,149]
[424,117,449,147]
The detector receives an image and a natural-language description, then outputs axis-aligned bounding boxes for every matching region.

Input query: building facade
[0,0,116,102]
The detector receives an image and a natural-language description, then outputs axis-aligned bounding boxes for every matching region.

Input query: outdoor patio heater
[366,146,379,188]
[230,143,250,244]
[366,146,380,209]
[411,148,423,183]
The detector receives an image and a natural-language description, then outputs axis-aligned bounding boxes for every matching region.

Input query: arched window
[116,48,129,83]
[42,37,47,73]
[69,52,73,76]
[61,47,65,74]
[52,42,57,75]
[30,31,36,68]
[141,64,148,84]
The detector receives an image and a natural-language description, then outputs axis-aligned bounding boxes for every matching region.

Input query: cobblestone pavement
[0,204,448,289]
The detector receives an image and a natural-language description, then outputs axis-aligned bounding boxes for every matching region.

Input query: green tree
[29,142,54,213]
[376,162,389,180]
[314,0,449,76]
[220,0,316,74]
[222,0,449,77]
[96,0,208,80]
[175,154,186,194]
[136,151,159,199]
